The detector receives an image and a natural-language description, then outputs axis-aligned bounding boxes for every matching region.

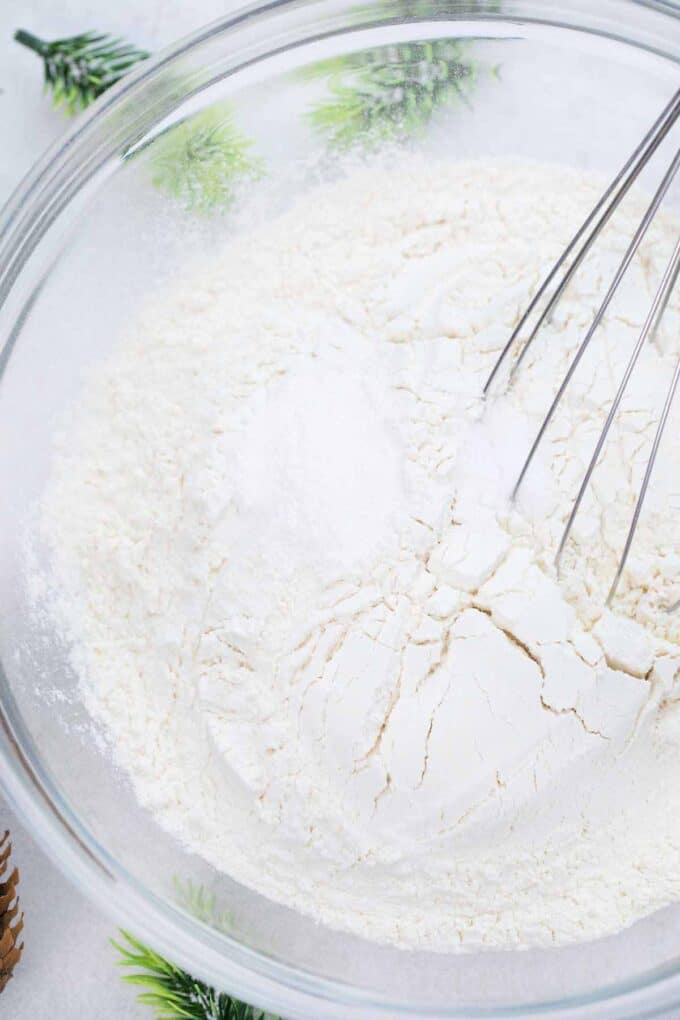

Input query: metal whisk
[484,88,680,608]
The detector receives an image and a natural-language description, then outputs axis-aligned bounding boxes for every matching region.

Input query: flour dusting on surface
[34,158,680,951]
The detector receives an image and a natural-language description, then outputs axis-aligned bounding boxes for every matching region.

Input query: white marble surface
[0,3,232,1016]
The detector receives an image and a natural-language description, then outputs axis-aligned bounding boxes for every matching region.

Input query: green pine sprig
[173,878,235,934]
[149,106,264,213]
[305,39,481,150]
[15,28,148,115]
[113,931,275,1020]
[14,27,264,212]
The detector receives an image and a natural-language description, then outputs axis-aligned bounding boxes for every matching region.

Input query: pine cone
[0,831,23,993]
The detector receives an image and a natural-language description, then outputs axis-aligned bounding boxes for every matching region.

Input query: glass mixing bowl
[1,1,680,1016]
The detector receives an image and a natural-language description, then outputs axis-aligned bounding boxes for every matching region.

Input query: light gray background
[0,5,238,1016]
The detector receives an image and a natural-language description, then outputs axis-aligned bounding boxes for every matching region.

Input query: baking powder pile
[37,158,680,950]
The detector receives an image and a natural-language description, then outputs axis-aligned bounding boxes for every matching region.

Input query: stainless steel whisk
[484,88,680,608]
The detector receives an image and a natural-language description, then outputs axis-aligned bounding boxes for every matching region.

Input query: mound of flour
[37,157,680,950]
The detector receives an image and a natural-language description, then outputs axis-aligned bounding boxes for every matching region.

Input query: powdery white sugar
[37,157,680,951]
[214,358,407,580]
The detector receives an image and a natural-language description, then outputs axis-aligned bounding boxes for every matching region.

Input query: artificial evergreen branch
[305,39,483,149]
[15,29,148,114]
[173,878,235,934]
[149,107,263,213]
[14,27,264,212]
[114,931,276,1020]
[0,831,23,994]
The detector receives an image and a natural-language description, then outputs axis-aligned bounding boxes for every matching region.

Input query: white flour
[36,157,680,950]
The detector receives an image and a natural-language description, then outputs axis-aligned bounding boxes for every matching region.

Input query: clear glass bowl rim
[1,1,680,1017]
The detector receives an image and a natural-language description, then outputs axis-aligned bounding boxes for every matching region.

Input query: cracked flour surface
[36,158,680,950]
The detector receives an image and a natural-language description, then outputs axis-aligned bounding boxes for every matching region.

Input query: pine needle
[15,28,148,115]
[149,106,263,213]
[113,931,275,1020]
[15,27,264,212]
[305,38,481,149]
[173,878,235,934]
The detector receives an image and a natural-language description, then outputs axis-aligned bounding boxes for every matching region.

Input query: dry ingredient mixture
[36,158,680,950]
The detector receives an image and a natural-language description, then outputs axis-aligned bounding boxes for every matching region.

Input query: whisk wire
[511,128,680,384]
[555,229,680,579]
[490,87,680,607]
[483,87,680,397]
[609,350,680,606]
[515,147,680,504]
